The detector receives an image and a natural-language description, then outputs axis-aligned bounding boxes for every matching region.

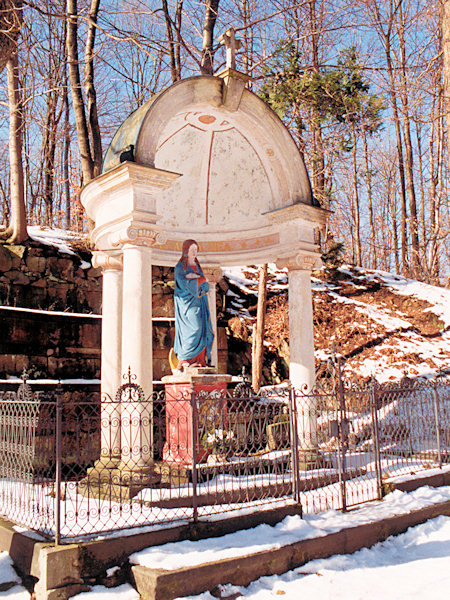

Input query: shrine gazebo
[81,34,330,481]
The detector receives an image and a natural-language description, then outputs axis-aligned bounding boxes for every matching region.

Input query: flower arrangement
[203,428,235,457]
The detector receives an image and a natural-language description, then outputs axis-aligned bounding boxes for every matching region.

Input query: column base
[93,455,122,470]
[295,449,326,471]
[79,463,161,502]
[154,461,191,485]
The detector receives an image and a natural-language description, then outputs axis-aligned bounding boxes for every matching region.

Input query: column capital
[92,250,123,271]
[276,253,321,271]
[202,265,223,284]
[109,225,167,249]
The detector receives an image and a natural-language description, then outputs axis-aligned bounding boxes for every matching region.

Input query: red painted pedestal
[162,368,232,465]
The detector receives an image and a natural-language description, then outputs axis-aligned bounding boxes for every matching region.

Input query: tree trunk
[351,126,361,266]
[0,0,23,73]
[397,3,419,278]
[84,0,103,177]
[4,49,27,243]
[63,18,71,230]
[415,122,425,258]
[241,0,253,84]
[308,0,326,204]
[385,45,409,275]
[363,130,376,269]
[252,263,268,393]
[63,78,71,230]
[162,0,183,83]
[200,0,220,75]
[67,0,94,185]
[442,0,450,154]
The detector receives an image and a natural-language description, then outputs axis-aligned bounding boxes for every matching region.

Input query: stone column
[120,240,154,472]
[92,251,123,468]
[277,254,321,466]
[287,267,315,395]
[203,266,222,370]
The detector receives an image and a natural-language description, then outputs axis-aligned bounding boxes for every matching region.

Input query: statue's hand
[186,273,200,279]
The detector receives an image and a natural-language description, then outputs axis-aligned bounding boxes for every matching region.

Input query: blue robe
[174,261,214,363]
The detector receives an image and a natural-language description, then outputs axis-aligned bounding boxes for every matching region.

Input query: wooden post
[252,263,268,392]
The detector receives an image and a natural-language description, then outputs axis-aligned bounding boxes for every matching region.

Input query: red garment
[192,263,206,286]
[182,347,207,367]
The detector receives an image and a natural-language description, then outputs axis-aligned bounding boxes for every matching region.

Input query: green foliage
[259,43,384,136]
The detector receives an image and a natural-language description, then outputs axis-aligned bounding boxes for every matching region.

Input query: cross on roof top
[219,27,242,70]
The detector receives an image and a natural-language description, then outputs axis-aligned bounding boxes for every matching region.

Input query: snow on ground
[362,268,450,327]
[323,289,412,331]
[180,515,450,600]
[27,226,90,268]
[3,485,450,599]
[0,551,28,599]
[130,485,450,570]
[72,585,139,600]
[224,263,450,383]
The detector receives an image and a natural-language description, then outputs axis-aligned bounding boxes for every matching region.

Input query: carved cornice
[276,253,321,271]
[202,266,223,284]
[109,226,167,249]
[92,251,123,271]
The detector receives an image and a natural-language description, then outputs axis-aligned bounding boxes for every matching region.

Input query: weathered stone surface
[47,257,75,281]
[86,266,101,279]
[8,244,26,259]
[130,500,450,600]
[0,245,13,272]
[4,270,30,285]
[33,278,48,288]
[26,254,47,273]
[152,294,174,317]
[34,583,91,600]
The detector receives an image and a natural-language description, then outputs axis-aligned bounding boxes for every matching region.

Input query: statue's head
[180,239,200,269]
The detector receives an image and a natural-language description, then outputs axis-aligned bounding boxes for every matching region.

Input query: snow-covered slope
[223,265,450,384]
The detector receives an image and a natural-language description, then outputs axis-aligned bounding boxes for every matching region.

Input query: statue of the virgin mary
[169,239,214,372]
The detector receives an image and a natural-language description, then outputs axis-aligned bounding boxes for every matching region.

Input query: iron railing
[0,370,449,542]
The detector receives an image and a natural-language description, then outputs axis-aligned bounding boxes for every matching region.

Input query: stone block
[86,266,101,279]
[152,294,174,317]
[4,270,30,285]
[26,255,47,274]
[33,278,48,288]
[0,245,13,272]
[84,291,101,312]
[8,245,26,259]
[34,582,90,600]
[31,544,83,592]
[47,257,75,282]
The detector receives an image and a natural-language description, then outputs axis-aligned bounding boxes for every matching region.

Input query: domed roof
[103,75,313,236]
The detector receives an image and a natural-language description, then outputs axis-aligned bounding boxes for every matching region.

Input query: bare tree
[66,0,102,187]
[0,0,22,72]
[200,0,220,74]
[1,48,27,242]
[0,0,26,242]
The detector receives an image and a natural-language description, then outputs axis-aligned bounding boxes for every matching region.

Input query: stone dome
[103,75,313,236]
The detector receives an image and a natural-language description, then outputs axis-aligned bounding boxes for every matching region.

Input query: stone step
[129,499,450,600]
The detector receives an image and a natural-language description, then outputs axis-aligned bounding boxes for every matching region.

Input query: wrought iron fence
[0,370,449,542]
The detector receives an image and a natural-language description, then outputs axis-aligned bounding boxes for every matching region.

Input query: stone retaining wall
[0,242,228,380]
[0,242,101,313]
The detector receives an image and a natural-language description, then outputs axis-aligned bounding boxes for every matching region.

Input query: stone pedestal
[162,368,232,465]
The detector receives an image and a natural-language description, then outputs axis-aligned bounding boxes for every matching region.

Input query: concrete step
[129,499,450,600]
